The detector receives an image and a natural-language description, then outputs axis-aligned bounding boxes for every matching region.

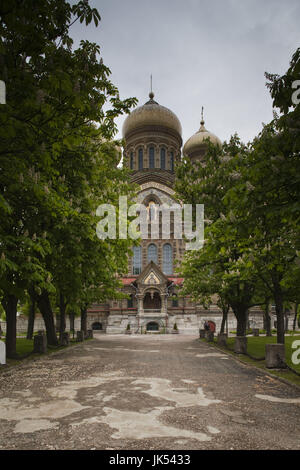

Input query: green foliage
[0,1,137,352]
[176,47,300,341]
[176,137,262,335]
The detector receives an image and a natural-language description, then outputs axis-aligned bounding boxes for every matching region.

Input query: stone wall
[0,315,81,334]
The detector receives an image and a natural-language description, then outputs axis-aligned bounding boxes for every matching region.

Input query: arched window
[160,148,166,169]
[147,243,158,264]
[170,152,174,172]
[132,246,142,274]
[149,147,155,169]
[138,149,143,170]
[130,152,134,169]
[163,243,173,274]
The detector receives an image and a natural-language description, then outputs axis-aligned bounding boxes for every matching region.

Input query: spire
[149,74,155,100]
[200,106,206,131]
[201,106,204,124]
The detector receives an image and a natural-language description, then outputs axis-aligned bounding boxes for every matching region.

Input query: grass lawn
[16,338,35,356]
[1,333,88,368]
[208,334,300,388]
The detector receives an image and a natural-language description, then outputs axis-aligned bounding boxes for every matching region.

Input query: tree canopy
[176,48,300,343]
[0,0,137,357]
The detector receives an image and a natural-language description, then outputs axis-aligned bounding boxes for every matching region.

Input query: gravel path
[0,334,299,450]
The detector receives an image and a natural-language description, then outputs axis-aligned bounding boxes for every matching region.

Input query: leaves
[0,1,137,318]
[176,49,300,337]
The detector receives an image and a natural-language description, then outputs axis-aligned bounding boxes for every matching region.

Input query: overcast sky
[70,0,299,145]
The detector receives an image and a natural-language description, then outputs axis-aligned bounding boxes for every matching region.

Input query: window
[130,152,134,169]
[160,148,166,169]
[163,243,173,274]
[127,294,134,308]
[147,243,158,264]
[132,246,142,274]
[170,152,174,172]
[172,296,178,307]
[149,147,155,169]
[138,149,143,170]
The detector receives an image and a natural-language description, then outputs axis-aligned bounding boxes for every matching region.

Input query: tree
[176,137,265,336]
[225,110,299,344]
[177,48,300,345]
[0,1,137,356]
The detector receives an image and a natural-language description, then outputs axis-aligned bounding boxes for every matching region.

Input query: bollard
[76,330,84,342]
[265,344,286,368]
[86,329,93,339]
[252,328,259,337]
[199,329,206,339]
[61,332,69,346]
[33,331,47,354]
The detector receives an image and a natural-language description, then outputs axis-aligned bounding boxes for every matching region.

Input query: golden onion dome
[183,117,222,157]
[122,92,182,138]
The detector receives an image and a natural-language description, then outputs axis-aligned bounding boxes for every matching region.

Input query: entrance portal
[143,292,161,311]
[146,321,159,331]
[92,322,103,330]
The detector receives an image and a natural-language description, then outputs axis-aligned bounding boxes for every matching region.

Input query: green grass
[16,338,35,356]
[225,336,300,370]
[206,335,300,388]
[1,333,90,369]
[13,337,77,356]
[229,329,299,335]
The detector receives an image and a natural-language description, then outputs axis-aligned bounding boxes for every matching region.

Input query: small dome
[183,120,222,157]
[122,93,182,138]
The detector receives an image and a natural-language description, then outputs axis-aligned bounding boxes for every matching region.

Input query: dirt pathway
[0,334,299,450]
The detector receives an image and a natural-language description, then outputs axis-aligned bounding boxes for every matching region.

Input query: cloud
[70,0,300,144]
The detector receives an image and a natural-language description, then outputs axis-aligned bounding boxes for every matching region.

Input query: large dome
[122,92,182,138]
[183,119,222,157]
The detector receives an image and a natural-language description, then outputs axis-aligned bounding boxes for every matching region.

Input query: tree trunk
[26,292,36,340]
[293,303,298,331]
[233,307,248,337]
[263,302,272,337]
[59,293,66,344]
[220,307,229,334]
[80,306,87,335]
[69,312,75,337]
[36,290,58,346]
[2,294,18,359]
[246,309,250,331]
[274,288,285,344]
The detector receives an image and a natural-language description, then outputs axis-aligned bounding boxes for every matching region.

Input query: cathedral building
[87,92,264,334]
